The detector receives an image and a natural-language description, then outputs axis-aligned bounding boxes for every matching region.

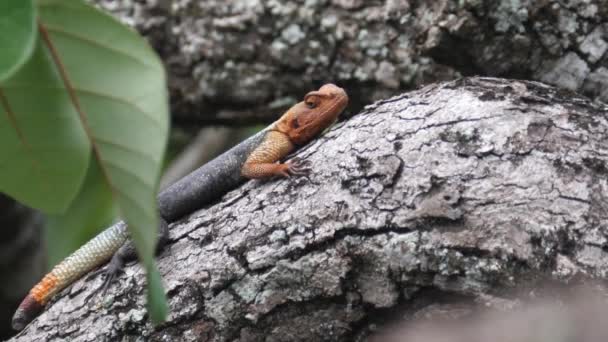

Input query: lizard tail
[12,222,129,331]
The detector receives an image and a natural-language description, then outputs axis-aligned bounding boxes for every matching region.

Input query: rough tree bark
[93,0,608,125]
[9,77,608,341]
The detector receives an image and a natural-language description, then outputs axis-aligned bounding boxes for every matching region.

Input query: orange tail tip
[12,294,43,331]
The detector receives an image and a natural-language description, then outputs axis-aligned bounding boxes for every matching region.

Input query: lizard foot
[100,254,127,296]
[84,255,125,302]
[283,157,312,177]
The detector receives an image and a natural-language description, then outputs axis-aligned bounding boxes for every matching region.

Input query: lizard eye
[304,93,319,109]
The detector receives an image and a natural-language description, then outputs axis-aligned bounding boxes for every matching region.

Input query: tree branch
[93,0,608,127]
[10,77,608,341]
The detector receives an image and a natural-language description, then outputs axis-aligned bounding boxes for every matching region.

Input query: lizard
[11,83,349,331]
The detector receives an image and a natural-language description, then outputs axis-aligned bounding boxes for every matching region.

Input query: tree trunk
[93,0,608,126]
[9,77,608,341]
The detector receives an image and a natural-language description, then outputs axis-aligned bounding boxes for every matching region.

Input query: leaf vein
[1,84,163,128]
[112,184,158,223]
[95,136,160,164]
[43,25,158,70]
[103,158,156,190]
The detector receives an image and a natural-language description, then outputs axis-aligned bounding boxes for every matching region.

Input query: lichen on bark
[93,0,608,126]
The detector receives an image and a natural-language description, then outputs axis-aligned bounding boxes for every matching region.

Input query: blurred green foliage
[0,0,169,325]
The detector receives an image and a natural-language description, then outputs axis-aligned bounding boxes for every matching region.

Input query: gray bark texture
[9,77,608,341]
[93,0,608,125]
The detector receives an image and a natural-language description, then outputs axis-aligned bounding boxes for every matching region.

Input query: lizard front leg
[241,131,311,178]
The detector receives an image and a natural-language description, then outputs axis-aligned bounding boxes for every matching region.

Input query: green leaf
[36,0,170,321]
[0,0,169,322]
[0,41,91,213]
[0,0,37,81]
[146,261,169,325]
[46,158,118,266]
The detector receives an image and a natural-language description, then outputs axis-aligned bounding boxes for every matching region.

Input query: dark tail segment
[157,130,265,221]
[12,294,43,331]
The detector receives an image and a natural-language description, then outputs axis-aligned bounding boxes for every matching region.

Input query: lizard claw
[83,260,123,302]
[100,260,123,296]
[286,157,312,176]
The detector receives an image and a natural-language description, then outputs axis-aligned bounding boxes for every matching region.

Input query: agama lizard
[12,83,348,331]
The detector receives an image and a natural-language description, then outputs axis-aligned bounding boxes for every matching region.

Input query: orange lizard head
[275,83,349,146]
